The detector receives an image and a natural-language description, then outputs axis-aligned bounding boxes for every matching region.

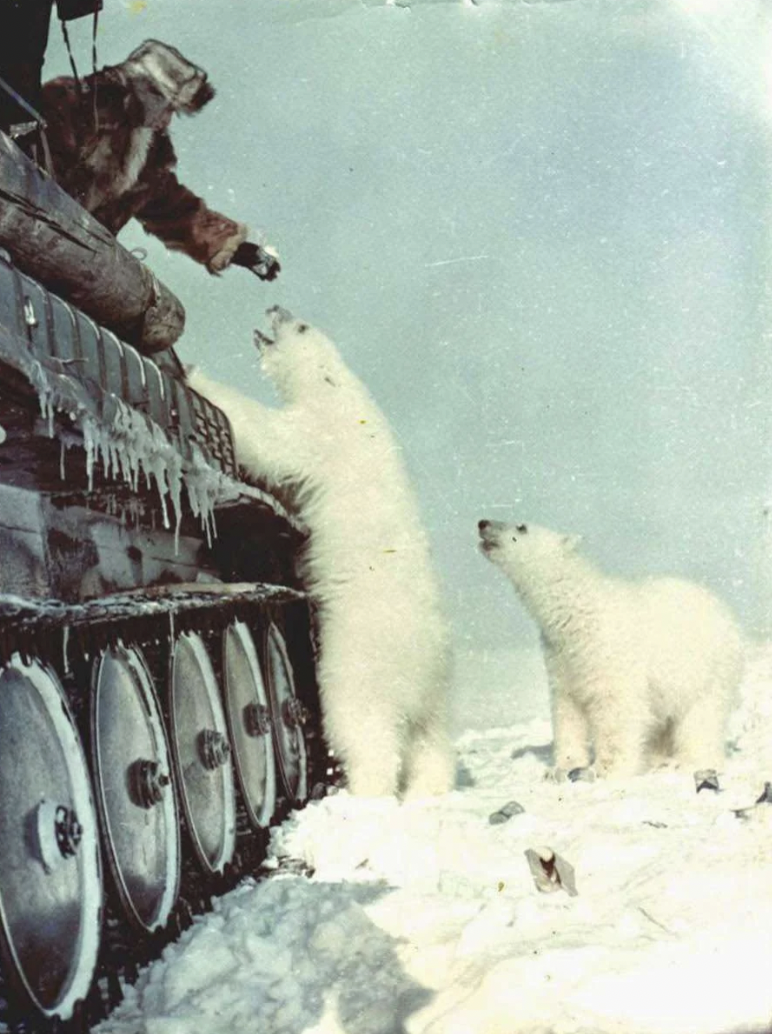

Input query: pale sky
[45,0,772,652]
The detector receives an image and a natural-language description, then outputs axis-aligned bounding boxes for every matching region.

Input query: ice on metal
[30,353,235,546]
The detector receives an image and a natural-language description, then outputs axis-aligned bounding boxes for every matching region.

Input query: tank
[0,129,324,1032]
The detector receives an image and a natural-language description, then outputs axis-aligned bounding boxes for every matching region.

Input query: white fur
[83,126,154,212]
[479,520,745,778]
[188,312,454,798]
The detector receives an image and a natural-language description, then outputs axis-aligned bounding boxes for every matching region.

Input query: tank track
[0,584,327,1034]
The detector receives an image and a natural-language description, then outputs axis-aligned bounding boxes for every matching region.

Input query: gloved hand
[231,241,281,281]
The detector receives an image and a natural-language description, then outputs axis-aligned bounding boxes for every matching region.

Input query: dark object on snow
[0,131,185,353]
[231,240,281,281]
[310,781,340,801]
[730,782,772,820]
[455,760,475,788]
[262,856,316,879]
[567,766,596,783]
[694,769,720,793]
[488,800,525,825]
[525,847,578,897]
[39,40,273,276]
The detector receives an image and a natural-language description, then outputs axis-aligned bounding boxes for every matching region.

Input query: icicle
[183,443,230,548]
[29,359,56,436]
[62,625,71,675]
[83,417,96,492]
[152,462,170,528]
[173,501,182,556]
[29,354,239,541]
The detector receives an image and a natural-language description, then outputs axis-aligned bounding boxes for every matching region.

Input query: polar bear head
[478,519,583,583]
[254,306,345,403]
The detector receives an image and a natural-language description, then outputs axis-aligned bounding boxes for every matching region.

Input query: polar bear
[477,519,745,779]
[188,307,454,798]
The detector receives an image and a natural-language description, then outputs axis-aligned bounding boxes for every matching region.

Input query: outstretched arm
[136,174,280,279]
[135,168,249,273]
[186,367,307,489]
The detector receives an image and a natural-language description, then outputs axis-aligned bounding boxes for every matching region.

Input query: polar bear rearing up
[478,519,744,779]
[188,307,453,798]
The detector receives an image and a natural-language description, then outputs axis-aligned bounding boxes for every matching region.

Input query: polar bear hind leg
[324,687,404,797]
[670,691,730,770]
[401,714,455,798]
[584,679,651,778]
[643,578,743,770]
[551,691,592,773]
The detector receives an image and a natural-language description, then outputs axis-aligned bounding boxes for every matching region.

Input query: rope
[91,7,99,129]
[0,74,46,126]
[59,17,83,97]
[59,9,101,127]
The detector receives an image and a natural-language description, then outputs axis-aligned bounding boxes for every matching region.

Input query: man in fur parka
[40,39,280,280]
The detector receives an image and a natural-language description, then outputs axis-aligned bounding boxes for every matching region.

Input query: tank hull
[0,142,325,1032]
[0,130,185,354]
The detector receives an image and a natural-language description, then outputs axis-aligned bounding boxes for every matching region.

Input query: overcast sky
[45,0,772,655]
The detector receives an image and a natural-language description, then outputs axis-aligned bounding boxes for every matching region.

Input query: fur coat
[40,41,247,272]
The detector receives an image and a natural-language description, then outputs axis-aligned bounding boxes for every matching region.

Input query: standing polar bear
[188,307,454,798]
[478,519,745,779]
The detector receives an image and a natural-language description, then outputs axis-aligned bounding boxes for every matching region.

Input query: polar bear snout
[266,304,294,330]
[478,518,505,553]
[478,518,518,538]
[253,327,274,352]
[255,306,298,351]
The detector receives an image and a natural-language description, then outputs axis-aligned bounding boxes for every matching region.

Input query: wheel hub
[129,759,171,809]
[197,728,231,771]
[243,701,271,738]
[34,799,83,873]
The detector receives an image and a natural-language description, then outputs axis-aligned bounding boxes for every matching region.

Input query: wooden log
[0,129,185,353]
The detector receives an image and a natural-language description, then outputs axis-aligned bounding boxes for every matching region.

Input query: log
[0,129,185,353]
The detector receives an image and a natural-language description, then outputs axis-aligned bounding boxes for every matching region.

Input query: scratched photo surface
[26,3,772,1033]
[43,0,771,716]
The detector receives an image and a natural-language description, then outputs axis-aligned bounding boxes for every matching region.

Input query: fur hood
[119,40,215,123]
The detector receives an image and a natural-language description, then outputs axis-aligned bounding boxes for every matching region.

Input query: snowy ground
[97,646,772,1034]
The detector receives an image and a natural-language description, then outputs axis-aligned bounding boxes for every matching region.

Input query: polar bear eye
[296,322,309,334]
[516,523,528,534]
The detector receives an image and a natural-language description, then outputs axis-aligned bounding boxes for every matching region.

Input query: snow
[95,645,772,1034]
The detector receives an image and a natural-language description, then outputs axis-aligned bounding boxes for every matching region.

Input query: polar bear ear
[562,533,583,551]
